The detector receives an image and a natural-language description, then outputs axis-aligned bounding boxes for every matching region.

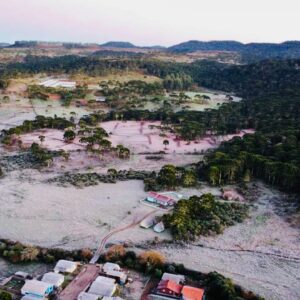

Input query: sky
[0,0,299,46]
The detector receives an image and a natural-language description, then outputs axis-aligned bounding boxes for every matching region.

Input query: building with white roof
[54,260,77,274]
[40,79,76,89]
[95,276,116,285]
[21,279,54,298]
[103,262,121,273]
[77,292,100,300]
[105,270,127,285]
[21,295,43,300]
[88,279,116,298]
[41,272,64,288]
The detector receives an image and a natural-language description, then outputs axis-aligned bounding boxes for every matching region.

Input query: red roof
[158,280,183,294]
[148,192,175,203]
[181,286,204,300]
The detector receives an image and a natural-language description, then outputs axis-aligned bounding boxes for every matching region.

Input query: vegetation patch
[163,193,248,241]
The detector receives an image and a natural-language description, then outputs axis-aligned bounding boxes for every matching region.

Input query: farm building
[41,272,64,288]
[21,279,54,298]
[54,260,77,274]
[146,192,175,207]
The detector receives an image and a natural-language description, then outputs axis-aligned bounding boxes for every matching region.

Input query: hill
[168,40,300,61]
[100,41,136,48]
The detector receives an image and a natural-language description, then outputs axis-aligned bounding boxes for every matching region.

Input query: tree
[63,129,76,142]
[163,139,169,150]
[38,135,45,144]
[139,251,165,267]
[0,291,12,300]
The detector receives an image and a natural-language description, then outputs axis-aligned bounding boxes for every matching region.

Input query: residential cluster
[149,272,205,300]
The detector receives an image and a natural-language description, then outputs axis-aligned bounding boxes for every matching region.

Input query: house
[41,272,64,288]
[88,276,117,297]
[161,273,185,285]
[155,280,183,299]
[181,286,205,300]
[21,279,54,298]
[54,260,77,274]
[77,292,100,300]
[103,262,121,273]
[146,192,175,207]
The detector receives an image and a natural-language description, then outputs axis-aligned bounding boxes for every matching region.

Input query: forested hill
[168,40,300,61]
[100,41,136,48]
[186,59,300,98]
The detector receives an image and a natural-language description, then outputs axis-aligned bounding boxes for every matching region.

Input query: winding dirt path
[90,209,158,264]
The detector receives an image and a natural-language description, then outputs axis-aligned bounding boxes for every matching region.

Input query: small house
[21,279,54,298]
[54,260,77,274]
[146,192,175,207]
[41,272,64,288]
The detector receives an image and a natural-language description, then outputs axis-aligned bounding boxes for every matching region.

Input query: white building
[41,272,64,288]
[103,262,121,273]
[77,292,100,300]
[40,79,76,89]
[105,270,127,285]
[88,277,117,298]
[54,260,77,274]
[21,279,54,298]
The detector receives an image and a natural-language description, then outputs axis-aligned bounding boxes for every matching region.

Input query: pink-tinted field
[101,121,254,154]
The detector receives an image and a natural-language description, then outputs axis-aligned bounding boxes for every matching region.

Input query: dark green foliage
[163,194,248,241]
[0,291,12,300]
[144,164,198,191]
[2,115,74,137]
[206,272,264,300]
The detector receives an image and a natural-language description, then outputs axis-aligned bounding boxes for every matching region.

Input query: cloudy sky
[0,0,299,46]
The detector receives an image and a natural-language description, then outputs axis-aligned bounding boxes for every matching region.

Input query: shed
[54,260,77,274]
[21,279,54,298]
[41,272,64,288]
[103,262,121,273]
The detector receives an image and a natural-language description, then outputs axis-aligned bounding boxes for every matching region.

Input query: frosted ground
[0,167,299,299]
